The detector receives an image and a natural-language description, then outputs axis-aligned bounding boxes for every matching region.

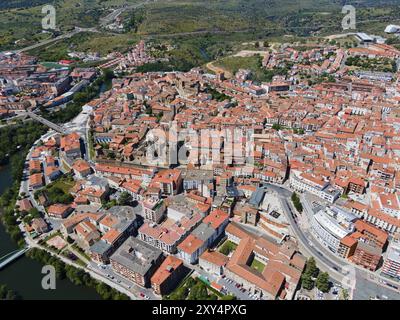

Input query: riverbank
[0,70,115,300]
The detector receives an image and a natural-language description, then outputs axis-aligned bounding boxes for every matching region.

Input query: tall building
[311,206,357,253]
[110,237,163,287]
[382,242,400,280]
[150,256,186,295]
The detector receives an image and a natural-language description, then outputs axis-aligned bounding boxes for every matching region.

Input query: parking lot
[218,276,261,300]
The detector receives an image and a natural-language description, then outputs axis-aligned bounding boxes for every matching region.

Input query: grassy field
[219,240,238,256]
[52,177,75,194]
[250,258,265,273]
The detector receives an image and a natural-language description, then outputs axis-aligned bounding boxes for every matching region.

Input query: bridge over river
[0,248,29,270]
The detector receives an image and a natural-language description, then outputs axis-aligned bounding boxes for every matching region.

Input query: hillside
[1,0,400,70]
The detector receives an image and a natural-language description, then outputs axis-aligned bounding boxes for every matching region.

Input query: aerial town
[3,10,400,301]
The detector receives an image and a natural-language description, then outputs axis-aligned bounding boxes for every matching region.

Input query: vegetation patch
[214,55,291,83]
[219,240,237,256]
[250,258,265,273]
[27,248,129,300]
[34,175,75,206]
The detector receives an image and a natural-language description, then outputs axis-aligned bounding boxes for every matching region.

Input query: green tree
[301,257,319,290]
[305,257,319,278]
[188,282,209,300]
[301,273,314,290]
[118,191,132,206]
[291,192,303,213]
[316,272,330,293]
[340,288,349,300]
[221,294,236,300]
[272,123,282,131]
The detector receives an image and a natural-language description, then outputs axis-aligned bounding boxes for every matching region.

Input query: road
[14,0,154,54]
[23,235,139,300]
[264,183,400,299]
[15,27,98,54]
[87,261,159,300]
[100,1,155,28]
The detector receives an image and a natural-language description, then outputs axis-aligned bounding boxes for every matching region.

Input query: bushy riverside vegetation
[27,248,129,300]
[0,70,114,245]
[0,284,21,300]
[0,122,47,247]
[0,70,130,299]
[0,121,47,166]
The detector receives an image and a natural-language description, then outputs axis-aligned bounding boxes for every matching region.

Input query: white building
[381,242,400,280]
[289,171,341,203]
[385,25,400,34]
[311,206,357,253]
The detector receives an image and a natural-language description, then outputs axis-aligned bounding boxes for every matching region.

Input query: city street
[263,183,400,300]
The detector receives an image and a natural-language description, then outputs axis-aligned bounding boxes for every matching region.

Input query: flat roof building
[110,236,163,287]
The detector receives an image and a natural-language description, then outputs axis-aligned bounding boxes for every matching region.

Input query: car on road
[386,282,398,290]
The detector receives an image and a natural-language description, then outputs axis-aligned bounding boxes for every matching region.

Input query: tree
[301,257,319,290]
[316,272,330,293]
[221,294,236,300]
[188,282,209,300]
[301,273,314,290]
[272,123,282,131]
[118,191,132,206]
[305,257,319,278]
[340,288,349,300]
[28,207,41,218]
[291,192,303,213]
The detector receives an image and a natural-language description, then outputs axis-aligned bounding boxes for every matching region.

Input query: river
[0,162,100,300]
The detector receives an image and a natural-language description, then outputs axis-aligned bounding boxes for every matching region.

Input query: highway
[15,27,98,54]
